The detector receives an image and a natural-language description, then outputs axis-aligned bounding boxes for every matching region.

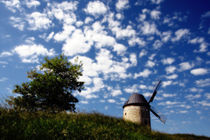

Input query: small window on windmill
[125,113,126,116]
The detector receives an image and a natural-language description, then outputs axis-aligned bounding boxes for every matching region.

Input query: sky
[0,0,210,137]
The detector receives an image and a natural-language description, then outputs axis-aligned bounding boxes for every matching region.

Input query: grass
[0,108,209,140]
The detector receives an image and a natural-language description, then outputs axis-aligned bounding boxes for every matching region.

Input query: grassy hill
[0,108,209,140]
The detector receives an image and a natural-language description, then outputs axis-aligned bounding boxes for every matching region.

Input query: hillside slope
[0,109,209,140]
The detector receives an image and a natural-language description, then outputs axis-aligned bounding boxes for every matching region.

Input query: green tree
[8,55,84,112]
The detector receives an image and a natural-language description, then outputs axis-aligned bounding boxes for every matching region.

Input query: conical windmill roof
[123,93,149,108]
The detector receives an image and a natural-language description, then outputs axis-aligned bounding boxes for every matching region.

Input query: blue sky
[0,0,210,137]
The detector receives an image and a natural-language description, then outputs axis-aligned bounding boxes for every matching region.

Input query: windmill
[123,81,166,127]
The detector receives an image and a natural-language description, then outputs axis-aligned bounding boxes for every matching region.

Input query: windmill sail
[150,106,166,124]
[148,80,161,103]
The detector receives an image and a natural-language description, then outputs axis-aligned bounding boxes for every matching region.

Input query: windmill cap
[123,93,149,108]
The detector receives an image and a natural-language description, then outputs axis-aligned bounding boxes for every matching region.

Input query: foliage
[7,55,84,112]
[0,108,209,140]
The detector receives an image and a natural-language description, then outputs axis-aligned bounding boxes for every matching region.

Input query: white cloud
[150,10,161,19]
[198,42,208,52]
[146,60,155,68]
[165,74,178,79]
[71,57,97,86]
[128,37,145,46]
[116,0,129,11]
[129,53,137,66]
[134,69,152,78]
[62,29,92,56]
[25,37,35,44]
[179,62,194,71]
[0,51,13,57]
[205,93,210,99]
[172,29,189,42]
[198,101,210,107]
[54,25,76,42]
[106,13,120,32]
[139,49,147,58]
[113,43,127,55]
[26,12,52,30]
[49,1,78,24]
[1,0,21,12]
[13,44,55,63]
[139,85,147,89]
[92,77,104,92]
[80,100,88,104]
[166,101,178,105]
[91,21,105,32]
[120,97,126,102]
[10,16,25,31]
[94,34,116,48]
[108,99,116,103]
[195,78,210,87]
[25,0,40,8]
[72,56,98,78]
[78,88,98,99]
[116,13,123,20]
[138,13,146,21]
[143,92,152,98]
[46,32,54,41]
[151,0,164,4]
[162,81,172,87]
[111,89,122,96]
[79,76,92,86]
[165,66,176,74]
[75,77,104,99]
[140,21,158,35]
[190,68,208,75]
[179,110,188,114]
[161,31,171,42]
[179,104,191,109]
[185,94,201,100]
[201,11,210,18]
[124,85,138,93]
[95,49,113,73]
[153,40,162,49]
[188,37,204,44]
[162,93,176,98]
[161,58,175,65]
[85,17,93,24]
[196,56,203,63]
[53,1,78,11]
[149,54,156,60]
[188,37,208,53]
[112,25,136,39]
[84,1,107,16]
[189,88,203,93]
[95,49,133,79]
[0,77,8,82]
[76,21,83,27]
[73,48,132,81]
[158,101,179,105]
[84,22,121,50]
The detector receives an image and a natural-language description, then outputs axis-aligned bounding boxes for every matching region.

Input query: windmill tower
[123,81,166,127]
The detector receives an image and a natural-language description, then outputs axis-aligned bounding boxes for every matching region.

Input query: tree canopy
[8,55,84,112]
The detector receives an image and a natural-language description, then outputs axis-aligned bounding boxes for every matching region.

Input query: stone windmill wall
[123,93,151,127]
[123,105,150,126]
